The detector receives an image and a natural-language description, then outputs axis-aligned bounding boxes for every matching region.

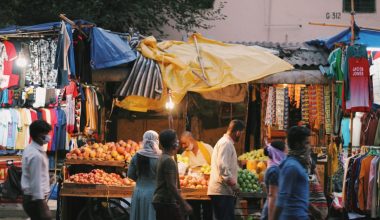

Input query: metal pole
[193,34,211,86]
[348,0,355,157]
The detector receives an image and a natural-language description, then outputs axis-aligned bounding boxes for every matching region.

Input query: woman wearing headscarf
[261,141,287,220]
[128,130,162,220]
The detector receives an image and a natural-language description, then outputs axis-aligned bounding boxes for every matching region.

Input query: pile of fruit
[177,154,189,165]
[238,169,263,193]
[66,169,135,187]
[66,140,141,162]
[238,149,268,161]
[200,164,211,175]
[179,175,208,189]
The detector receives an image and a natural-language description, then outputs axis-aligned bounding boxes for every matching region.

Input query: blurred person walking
[21,120,53,220]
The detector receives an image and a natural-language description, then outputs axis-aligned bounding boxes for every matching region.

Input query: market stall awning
[254,70,328,84]
[116,34,293,112]
[0,20,93,35]
[307,25,380,49]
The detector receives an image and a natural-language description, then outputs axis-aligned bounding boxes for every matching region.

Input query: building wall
[164,0,380,43]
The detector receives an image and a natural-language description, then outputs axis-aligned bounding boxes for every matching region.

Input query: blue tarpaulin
[307,25,380,49]
[0,20,92,35]
[90,27,136,69]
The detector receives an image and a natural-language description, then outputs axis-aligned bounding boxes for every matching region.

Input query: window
[189,0,215,9]
[343,0,376,13]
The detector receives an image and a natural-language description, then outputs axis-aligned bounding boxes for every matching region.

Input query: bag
[1,164,22,200]
[309,174,328,220]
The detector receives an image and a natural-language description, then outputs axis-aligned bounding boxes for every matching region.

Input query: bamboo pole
[59,14,90,38]
[308,22,380,31]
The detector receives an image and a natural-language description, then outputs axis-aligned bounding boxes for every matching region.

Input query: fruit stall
[59,140,139,220]
[59,139,268,219]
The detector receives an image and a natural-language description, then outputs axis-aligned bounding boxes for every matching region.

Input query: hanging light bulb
[165,90,175,110]
[16,53,27,67]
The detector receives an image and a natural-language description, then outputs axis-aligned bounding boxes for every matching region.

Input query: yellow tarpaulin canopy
[116,33,293,112]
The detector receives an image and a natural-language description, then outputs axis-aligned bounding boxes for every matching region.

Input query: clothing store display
[343,150,380,217]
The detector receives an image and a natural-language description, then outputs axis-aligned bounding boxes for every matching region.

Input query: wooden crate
[181,188,209,200]
[60,182,134,198]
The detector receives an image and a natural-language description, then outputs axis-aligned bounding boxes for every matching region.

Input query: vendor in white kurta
[180,131,213,167]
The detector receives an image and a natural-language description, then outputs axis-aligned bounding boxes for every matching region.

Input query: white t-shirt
[352,112,364,147]
[33,87,47,108]
[1,109,11,147]
[370,59,380,105]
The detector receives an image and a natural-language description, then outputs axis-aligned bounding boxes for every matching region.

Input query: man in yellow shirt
[180,131,213,167]
[180,131,213,220]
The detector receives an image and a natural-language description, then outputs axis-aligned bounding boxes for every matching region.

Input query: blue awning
[307,24,380,49]
[0,20,93,35]
[90,27,137,69]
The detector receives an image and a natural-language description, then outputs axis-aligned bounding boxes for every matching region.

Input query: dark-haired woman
[261,141,287,220]
[128,130,161,220]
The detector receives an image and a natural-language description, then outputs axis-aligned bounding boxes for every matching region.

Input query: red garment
[49,108,57,151]
[29,109,38,122]
[7,89,13,106]
[345,57,371,112]
[2,41,19,88]
[65,81,78,97]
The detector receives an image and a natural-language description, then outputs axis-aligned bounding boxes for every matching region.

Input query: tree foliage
[0,0,226,35]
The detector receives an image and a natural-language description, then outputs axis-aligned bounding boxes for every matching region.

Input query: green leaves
[0,0,226,36]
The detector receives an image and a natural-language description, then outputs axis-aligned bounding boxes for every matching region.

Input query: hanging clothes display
[0,107,69,151]
[275,87,285,130]
[342,148,380,217]
[324,85,332,134]
[264,86,274,126]
[26,38,58,88]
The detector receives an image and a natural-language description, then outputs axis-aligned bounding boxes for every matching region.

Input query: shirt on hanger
[358,155,375,211]
[0,109,11,147]
[7,109,18,149]
[352,113,364,147]
[33,87,46,108]
[2,41,19,88]
[346,57,371,112]
[370,58,380,105]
